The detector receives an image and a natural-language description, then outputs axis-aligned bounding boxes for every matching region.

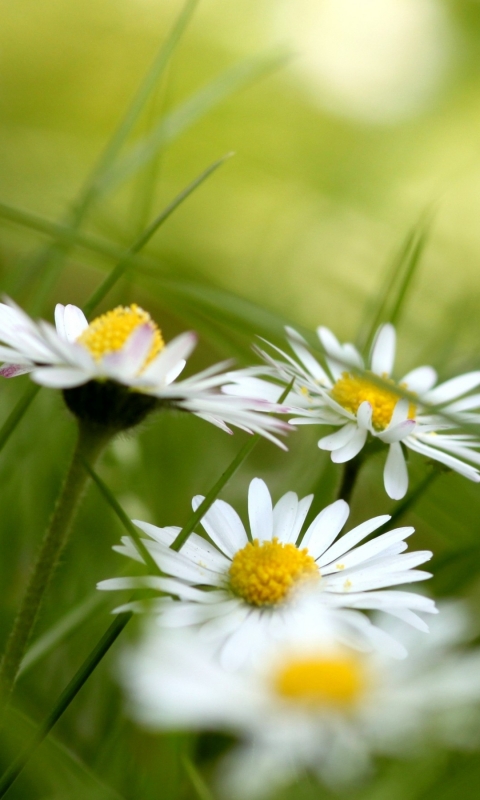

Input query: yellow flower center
[229,538,319,607]
[77,304,164,368]
[330,371,416,431]
[273,654,364,708]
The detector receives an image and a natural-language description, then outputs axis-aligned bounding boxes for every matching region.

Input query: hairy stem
[0,423,109,707]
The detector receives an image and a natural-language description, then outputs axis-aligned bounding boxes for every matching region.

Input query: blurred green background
[2,0,480,798]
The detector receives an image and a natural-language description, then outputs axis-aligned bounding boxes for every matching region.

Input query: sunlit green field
[2,1,480,798]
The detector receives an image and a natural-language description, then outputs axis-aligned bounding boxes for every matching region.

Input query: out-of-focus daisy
[120,602,480,798]
[0,299,288,440]
[98,477,436,667]
[225,324,480,498]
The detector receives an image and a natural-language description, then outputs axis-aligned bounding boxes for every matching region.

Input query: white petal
[62,304,88,342]
[248,478,273,543]
[192,496,248,558]
[318,423,357,452]
[103,324,154,381]
[285,327,329,383]
[406,438,480,481]
[321,526,415,573]
[302,499,350,558]
[384,442,408,499]
[378,419,416,444]
[357,401,372,430]
[318,515,391,567]
[423,372,480,405]
[272,491,298,543]
[0,363,33,378]
[142,332,197,385]
[370,324,396,376]
[331,427,368,463]
[400,366,437,394]
[287,494,314,544]
[31,366,89,388]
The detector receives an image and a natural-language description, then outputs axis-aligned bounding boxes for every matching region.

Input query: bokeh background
[2,0,480,797]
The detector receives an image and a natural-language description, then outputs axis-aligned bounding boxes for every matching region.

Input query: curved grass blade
[8,0,198,305]
[356,208,434,353]
[81,458,163,576]
[99,51,289,194]
[83,152,233,316]
[182,755,215,800]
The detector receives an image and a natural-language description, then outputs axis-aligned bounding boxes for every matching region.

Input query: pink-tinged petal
[0,363,33,378]
[400,365,437,393]
[103,324,154,381]
[318,423,357,451]
[384,442,408,499]
[370,323,396,376]
[378,419,416,444]
[63,305,88,342]
[248,478,273,542]
[331,426,367,463]
[423,371,480,405]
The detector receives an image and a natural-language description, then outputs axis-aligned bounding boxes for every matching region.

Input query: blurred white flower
[0,299,288,440]
[98,476,436,667]
[120,602,480,798]
[274,0,452,123]
[226,323,480,498]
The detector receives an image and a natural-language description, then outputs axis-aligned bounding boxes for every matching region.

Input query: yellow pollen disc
[274,655,364,707]
[77,304,164,368]
[330,371,416,431]
[229,538,319,607]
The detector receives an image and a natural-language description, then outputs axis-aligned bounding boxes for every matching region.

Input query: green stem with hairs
[0,423,110,708]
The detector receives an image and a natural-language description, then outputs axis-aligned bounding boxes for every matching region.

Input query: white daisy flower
[120,602,480,798]
[0,299,288,440]
[224,323,480,498]
[98,477,436,667]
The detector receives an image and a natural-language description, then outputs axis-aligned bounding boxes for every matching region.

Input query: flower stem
[336,456,364,504]
[0,422,109,708]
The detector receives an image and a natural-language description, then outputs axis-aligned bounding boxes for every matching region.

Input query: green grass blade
[8,0,198,306]
[75,0,199,214]
[18,593,104,678]
[181,756,215,800]
[81,458,162,576]
[98,51,288,194]
[356,208,434,352]
[83,152,233,317]
[0,613,132,798]
[0,384,40,455]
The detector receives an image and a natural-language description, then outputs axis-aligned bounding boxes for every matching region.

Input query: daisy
[224,323,480,498]
[98,477,436,668]
[120,602,480,798]
[0,299,288,440]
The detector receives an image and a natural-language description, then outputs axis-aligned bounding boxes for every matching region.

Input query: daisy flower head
[0,299,289,440]
[120,602,480,799]
[98,477,436,668]
[225,323,480,498]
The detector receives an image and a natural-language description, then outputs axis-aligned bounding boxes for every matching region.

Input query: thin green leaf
[181,755,215,800]
[81,458,162,577]
[0,613,131,798]
[8,0,198,304]
[18,593,104,678]
[83,152,233,317]
[356,208,434,353]
[98,51,289,193]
